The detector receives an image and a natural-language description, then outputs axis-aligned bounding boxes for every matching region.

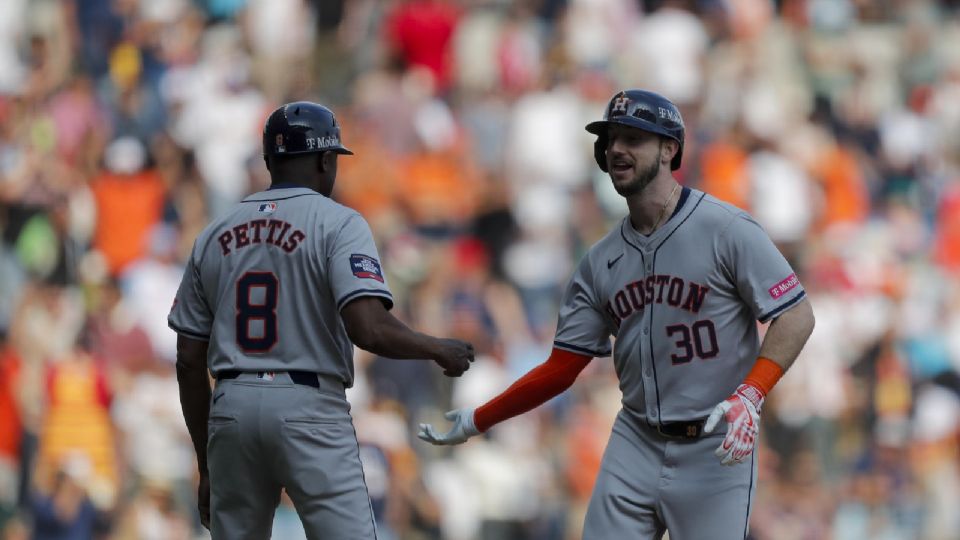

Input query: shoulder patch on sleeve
[768,273,800,299]
[350,254,384,282]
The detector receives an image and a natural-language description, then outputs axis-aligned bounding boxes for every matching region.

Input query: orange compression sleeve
[474,348,592,433]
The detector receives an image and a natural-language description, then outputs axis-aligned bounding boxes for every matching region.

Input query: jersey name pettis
[605,274,709,327]
[217,218,306,255]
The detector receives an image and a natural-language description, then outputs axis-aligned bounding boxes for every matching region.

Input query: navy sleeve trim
[337,289,395,311]
[553,341,609,358]
[168,321,210,341]
[242,192,319,202]
[758,290,806,323]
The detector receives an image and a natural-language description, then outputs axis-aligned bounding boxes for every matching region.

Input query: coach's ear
[318,151,336,174]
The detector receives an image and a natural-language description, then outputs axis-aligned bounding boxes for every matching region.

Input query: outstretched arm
[418,348,592,445]
[340,297,475,377]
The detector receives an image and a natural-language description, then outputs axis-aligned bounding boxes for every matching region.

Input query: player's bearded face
[606,133,662,197]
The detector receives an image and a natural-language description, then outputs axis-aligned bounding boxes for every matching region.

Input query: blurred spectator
[621,0,708,105]
[89,137,166,277]
[118,224,184,363]
[111,478,191,540]
[82,278,155,377]
[36,346,118,511]
[383,0,461,94]
[0,338,23,520]
[28,453,109,540]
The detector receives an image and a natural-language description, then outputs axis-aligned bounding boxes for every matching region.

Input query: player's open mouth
[611,161,632,173]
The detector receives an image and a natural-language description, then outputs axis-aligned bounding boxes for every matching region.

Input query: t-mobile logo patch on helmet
[306,136,342,150]
[350,254,384,282]
[768,273,799,299]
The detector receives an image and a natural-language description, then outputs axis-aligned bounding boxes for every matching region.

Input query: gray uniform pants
[207,372,377,539]
[583,410,757,540]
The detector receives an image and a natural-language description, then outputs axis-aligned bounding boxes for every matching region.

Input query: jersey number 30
[236,272,279,352]
[665,321,718,364]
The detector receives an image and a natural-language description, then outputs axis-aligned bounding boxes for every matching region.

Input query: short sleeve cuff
[167,321,210,341]
[553,340,611,358]
[758,290,806,323]
[337,289,395,311]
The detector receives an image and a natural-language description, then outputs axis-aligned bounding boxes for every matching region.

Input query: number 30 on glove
[703,383,763,466]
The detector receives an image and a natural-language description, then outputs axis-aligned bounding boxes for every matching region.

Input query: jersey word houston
[168,186,393,386]
[553,189,805,424]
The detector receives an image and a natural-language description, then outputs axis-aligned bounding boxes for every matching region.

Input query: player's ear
[662,139,679,165]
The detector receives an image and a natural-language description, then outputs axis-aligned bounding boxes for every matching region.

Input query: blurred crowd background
[1,0,960,539]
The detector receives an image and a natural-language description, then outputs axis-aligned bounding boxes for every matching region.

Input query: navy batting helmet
[585,90,684,171]
[262,101,353,157]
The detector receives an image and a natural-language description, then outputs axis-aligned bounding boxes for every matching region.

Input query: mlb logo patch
[258,202,277,214]
[350,254,384,282]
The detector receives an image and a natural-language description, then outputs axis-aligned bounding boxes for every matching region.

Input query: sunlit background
[1,0,960,539]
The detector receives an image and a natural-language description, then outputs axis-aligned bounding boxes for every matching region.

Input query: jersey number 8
[236,272,279,352]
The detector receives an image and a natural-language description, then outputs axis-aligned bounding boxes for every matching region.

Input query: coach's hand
[198,471,211,530]
[418,408,480,445]
[704,383,763,466]
[433,339,475,377]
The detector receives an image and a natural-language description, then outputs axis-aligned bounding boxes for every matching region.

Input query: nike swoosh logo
[213,393,225,404]
[607,254,624,269]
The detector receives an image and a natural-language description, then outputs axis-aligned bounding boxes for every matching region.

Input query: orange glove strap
[474,348,591,433]
[742,356,784,397]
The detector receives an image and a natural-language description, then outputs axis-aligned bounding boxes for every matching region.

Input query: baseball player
[169,101,475,539]
[418,89,816,539]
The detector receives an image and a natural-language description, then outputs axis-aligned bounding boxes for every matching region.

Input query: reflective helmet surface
[585,90,684,171]
[262,101,353,157]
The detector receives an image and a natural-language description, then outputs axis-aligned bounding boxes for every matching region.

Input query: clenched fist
[433,338,475,377]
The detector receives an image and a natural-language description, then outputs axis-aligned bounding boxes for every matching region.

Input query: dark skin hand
[175,335,212,530]
[340,297,474,376]
[197,472,210,529]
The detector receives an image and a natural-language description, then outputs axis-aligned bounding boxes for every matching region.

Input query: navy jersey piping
[168,321,210,341]
[668,187,692,220]
[648,192,706,425]
[242,192,321,203]
[554,340,609,357]
[742,451,756,539]
[654,191,706,252]
[758,290,806,323]
[337,289,394,311]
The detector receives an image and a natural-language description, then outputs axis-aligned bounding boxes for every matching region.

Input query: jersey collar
[621,187,702,248]
[243,186,318,202]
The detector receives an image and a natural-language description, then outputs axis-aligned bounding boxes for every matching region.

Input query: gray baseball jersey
[556,187,805,539]
[168,185,390,538]
[168,186,393,385]
[554,188,804,423]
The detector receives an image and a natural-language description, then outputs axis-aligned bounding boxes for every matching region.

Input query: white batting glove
[417,408,480,446]
[703,383,763,466]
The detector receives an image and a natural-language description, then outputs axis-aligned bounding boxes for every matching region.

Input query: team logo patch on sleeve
[350,254,384,282]
[258,202,277,214]
[768,273,800,299]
